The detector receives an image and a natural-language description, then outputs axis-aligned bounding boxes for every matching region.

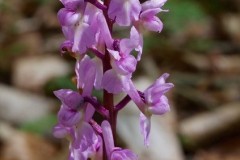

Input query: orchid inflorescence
[53,0,174,159]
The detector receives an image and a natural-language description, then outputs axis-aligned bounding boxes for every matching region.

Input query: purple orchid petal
[102,69,126,94]
[144,83,174,104]
[148,95,170,115]
[136,34,143,61]
[120,39,136,56]
[155,73,170,84]
[140,113,151,146]
[58,8,80,26]
[68,122,102,160]
[62,26,74,41]
[93,57,103,89]
[101,120,114,159]
[76,122,100,150]
[84,103,95,122]
[123,79,146,113]
[72,22,95,54]
[145,73,171,92]
[71,150,86,160]
[53,123,73,138]
[102,69,146,113]
[151,82,173,96]
[141,0,167,10]
[60,0,85,11]
[75,55,96,95]
[120,26,143,60]
[112,55,137,75]
[108,49,121,61]
[54,89,83,110]
[140,8,163,32]
[111,149,138,160]
[108,0,141,26]
[58,104,82,126]
[72,23,89,54]
[95,12,113,49]
[142,16,163,32]
[102,67,145,113]
[140,8,161,19]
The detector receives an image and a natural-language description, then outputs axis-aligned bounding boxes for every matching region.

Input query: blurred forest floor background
[0,0,240,160]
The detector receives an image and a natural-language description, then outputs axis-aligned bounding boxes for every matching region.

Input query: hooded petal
[140,8,163,32]
[142,16,163,32]
[144,83,173,104]
[54,89,83,110]
[58,8,80,26]
[140,8,161,20]
[108,0,141,26]
[145,73,171,91]
[72,22,96,54]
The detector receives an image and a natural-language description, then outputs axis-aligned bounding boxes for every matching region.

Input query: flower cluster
[54,0,173,159]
